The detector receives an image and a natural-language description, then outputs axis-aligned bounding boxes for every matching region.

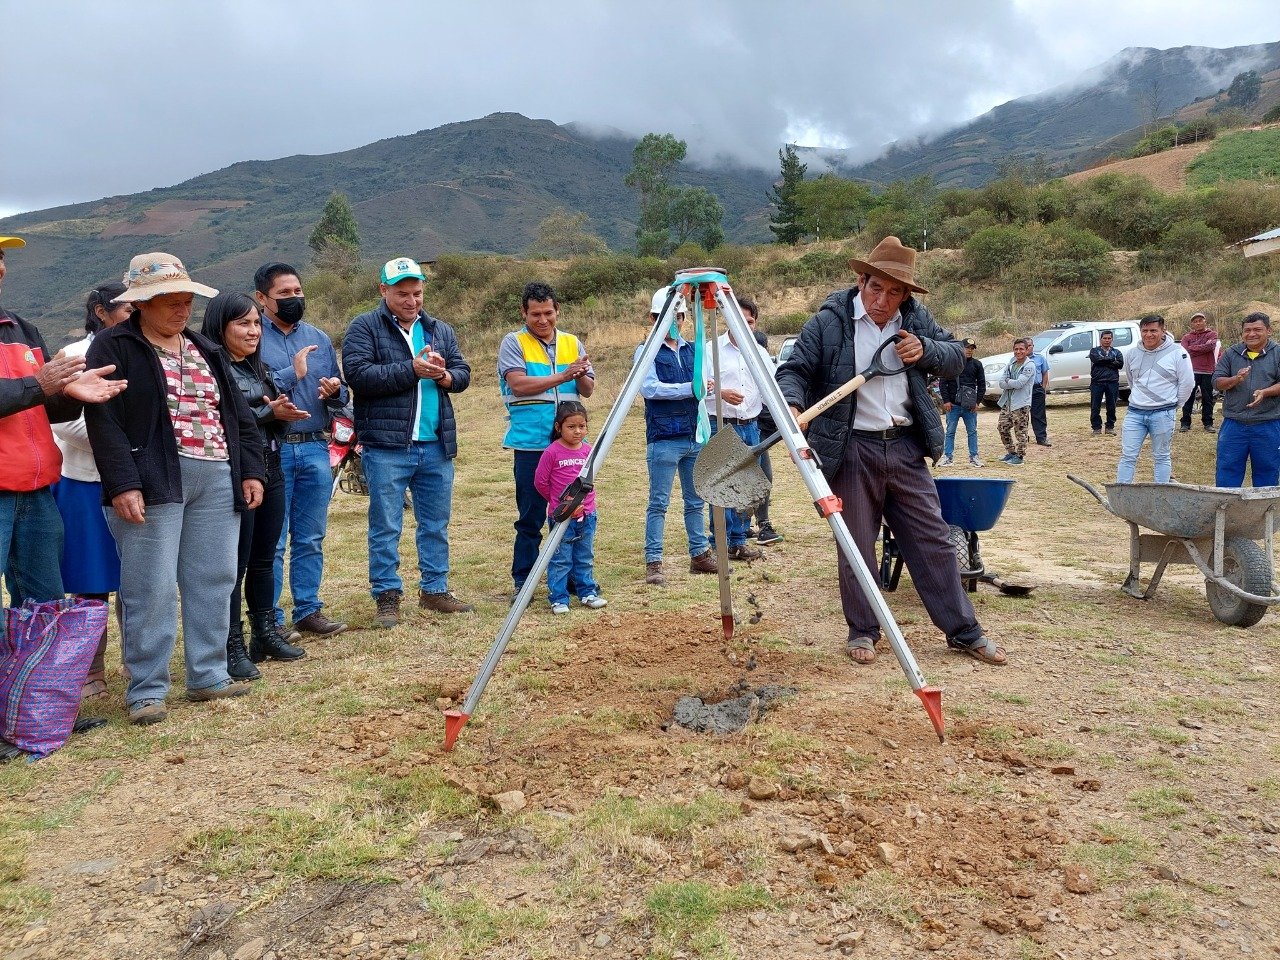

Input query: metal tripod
[443,272,943,751]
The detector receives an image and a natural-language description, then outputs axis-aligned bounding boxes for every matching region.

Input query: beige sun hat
[112,252,218,303]
[848,235,929,295]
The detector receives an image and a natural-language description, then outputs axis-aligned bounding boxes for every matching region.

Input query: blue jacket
[642,341,699,443]
[341,303,470,455]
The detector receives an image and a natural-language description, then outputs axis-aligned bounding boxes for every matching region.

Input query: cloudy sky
[0,0,1275,218]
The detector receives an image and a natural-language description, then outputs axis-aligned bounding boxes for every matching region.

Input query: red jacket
[0,309,79,492]
[1181,328,1218,375]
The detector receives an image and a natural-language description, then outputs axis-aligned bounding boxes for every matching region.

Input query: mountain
[842,42,1280,188]
[0,113,773,333]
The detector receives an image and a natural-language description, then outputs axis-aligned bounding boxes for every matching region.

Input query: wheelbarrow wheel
[1205,536,1272,628]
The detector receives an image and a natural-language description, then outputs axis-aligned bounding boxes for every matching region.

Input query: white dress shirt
[704,332,773,420]
[850,293,911,431]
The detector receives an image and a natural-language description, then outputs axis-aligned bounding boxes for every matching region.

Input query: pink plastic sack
[0,599,107,758]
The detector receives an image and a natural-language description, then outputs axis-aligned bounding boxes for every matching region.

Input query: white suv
[980,321,1141,404]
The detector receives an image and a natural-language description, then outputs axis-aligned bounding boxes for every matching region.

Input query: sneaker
[419,590,475,614]
[728,543,763,561]
[1204,425,1217,433]
[1179,424,1191,433]
[1092,429,1102,436]
[969,456,983,468]
[937,456,953,466]
[129,699,167,725]
[1036,439,1053,447]
[998,453,1013,463]
[550,602,570,615]
[1007,455,1024,465]
[645,561,665,585]
[375,589,403,629]
[293,611,347,637]
[689,550,719,574]
[187,679,251,702]
[756,524,784,546]
[581,595,608,609]
[1104,427,1115,435]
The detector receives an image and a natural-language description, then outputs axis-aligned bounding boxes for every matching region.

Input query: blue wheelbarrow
[880,477,1032,595]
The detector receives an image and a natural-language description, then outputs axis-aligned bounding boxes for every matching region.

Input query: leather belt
[719,417,756,426]
[283,431,327,443]
[851,427,905,440]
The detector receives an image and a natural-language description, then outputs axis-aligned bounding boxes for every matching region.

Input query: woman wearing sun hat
[85,253,266,725]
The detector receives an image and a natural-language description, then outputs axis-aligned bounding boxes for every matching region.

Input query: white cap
[651,287,687,316]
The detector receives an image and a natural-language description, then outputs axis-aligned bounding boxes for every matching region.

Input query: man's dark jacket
[341,303,470,456]
[85,318,266,510]
[1087,345,1124,385]
[939,357,987,407]
[776,287,963,477]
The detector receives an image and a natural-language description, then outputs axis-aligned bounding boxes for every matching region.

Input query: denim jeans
[1215,418,1280,488]
[644,438,708,563]
[274,439,332,625]
[1117,407,1176,483]
[0,488,65,611]
[1090,381,1119,431]
[105,457,239,707]
[363,442,454,596]
[547,511,601,606]
[512,448,547,589]
[943,406,979,458]
[707,420,758,548]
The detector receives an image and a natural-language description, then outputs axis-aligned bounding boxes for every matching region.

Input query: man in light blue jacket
[996,338,1036,465]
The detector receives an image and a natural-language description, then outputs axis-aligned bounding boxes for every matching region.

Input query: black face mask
[274,296,305,326]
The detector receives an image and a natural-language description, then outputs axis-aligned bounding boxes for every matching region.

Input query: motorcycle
[328,409,367,498]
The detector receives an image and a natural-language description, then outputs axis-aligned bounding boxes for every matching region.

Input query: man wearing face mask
[255,262,349,639]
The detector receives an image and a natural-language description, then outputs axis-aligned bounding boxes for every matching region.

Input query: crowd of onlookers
[936,311,1280,486]
[4,228,1272,728]
[0,238,794,727]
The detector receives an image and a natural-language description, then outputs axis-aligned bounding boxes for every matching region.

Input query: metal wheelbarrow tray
[1069,476,1280,627]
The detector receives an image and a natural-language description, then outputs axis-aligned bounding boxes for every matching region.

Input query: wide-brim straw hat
[848,235,929,295]
[112,252,218,303]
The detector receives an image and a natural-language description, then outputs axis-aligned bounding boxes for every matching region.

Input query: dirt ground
[1064,142,1214,193]
[2,383,1278,960]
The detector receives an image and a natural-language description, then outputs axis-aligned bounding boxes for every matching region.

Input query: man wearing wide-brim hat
[776,236,1008,666]
[1,235,128,610]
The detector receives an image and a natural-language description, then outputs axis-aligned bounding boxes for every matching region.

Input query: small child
[534,401,606,614]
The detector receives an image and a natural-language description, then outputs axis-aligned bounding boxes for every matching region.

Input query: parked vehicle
[980,321,1141,405]
[777,335,799,363]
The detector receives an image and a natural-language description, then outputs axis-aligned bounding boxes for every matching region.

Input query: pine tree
[308,192,361,260]
[768,145,807,245]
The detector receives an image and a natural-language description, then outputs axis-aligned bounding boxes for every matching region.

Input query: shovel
[695,333,908,510]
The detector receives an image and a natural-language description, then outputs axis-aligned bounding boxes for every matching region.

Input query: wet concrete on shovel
[668,681,797,734]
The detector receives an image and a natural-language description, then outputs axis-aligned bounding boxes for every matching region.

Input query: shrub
[1198,181,1280,241]
[1159,219,1225,265]
[766,249,849,286]
[1020,222,1112,287]
[1048,295,1110,322]
[962,226,1027,280]
[558,254,653,303]
[1071,173,1172,248]
[430,252,505,289]
[708,243,753,278]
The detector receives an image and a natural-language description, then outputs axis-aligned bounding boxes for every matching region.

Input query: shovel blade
[694,428,771,511]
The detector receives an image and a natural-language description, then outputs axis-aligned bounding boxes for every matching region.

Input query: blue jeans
[943,406,979,458]
[274,439,332,625]
[706,420,758,548]
[0,488,64,611]
[1117,407,1176,483]
[645,438,709,563]
[512,448,547,589]
[105,457,239,707]
[1215,418,1280,488]
[547,512,601,606]
[363,442,454,596]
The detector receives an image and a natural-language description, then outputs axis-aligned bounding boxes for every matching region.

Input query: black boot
[227,621,261,680]
[249,611,306,663]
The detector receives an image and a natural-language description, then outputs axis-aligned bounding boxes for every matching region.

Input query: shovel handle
[798,374,866,426]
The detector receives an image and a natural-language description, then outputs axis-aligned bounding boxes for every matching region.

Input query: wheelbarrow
[880,477,1033,595]
[1069,476,1280,627]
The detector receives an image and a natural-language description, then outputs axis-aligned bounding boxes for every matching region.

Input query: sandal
[846,636,877,665]
[950,635,1008,666]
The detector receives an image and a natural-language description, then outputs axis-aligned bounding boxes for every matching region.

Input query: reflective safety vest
[500,330,583,450]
